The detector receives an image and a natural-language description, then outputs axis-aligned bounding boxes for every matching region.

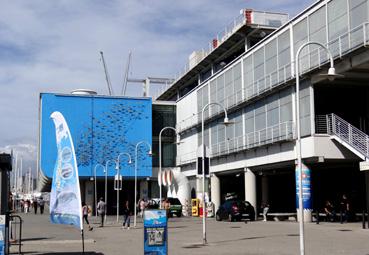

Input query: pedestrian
[82,202,93,231]
[24,200,29,214]
[340,194,350,223]
[261,202,270,222]
[139,198,146,218]
[121,201,132,230]
[38,197,45,214]
[324,200,336,222]
[33,198,38,214]
[96,197,106,227]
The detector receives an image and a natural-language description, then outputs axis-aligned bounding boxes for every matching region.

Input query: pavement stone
[8,212,369,254]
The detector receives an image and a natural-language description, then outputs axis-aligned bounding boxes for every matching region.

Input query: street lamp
[104,159,116,224]
[115,152,132,223]
[134,141,152,228]
[295,41,341,255]
[94,163,105,218]
[159,127,181,209]
[201,102,232,245]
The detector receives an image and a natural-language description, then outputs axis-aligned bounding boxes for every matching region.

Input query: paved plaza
[8,211,369,255]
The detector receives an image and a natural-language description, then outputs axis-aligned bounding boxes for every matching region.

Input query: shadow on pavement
[22,237,51,242]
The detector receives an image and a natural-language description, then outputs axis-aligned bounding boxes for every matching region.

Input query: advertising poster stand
[144,209,167,255]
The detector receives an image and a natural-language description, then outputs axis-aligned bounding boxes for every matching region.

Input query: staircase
[316,114,369,161]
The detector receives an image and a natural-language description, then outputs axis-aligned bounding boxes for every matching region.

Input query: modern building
[37,91,177,214]
[154,0,369,220]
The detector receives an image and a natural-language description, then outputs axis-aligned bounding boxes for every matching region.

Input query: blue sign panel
[295,163,312,210]
[0,215,5,255]
[144,210,167,255]
[40,93,152,179]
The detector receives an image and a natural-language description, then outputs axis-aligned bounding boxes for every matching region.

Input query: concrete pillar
[295,163,312,222]
[139,180,149,200]
[244,168,257,219]
[261,175,269,205]
[85,181,94,210]
[210,174,221,211]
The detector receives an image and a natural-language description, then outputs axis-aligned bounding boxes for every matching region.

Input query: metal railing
[153,11,289,100]
[9,214,23,255]
[316,113,369,159]
[176,121,294,165]
[175,22,369,134]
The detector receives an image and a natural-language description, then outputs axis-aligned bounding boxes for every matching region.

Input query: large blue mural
[40,93,152,179]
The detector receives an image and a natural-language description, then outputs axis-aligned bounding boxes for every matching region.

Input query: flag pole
[81,229,85,254]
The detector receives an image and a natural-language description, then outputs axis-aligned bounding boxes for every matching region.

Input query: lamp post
[134,141,152,228]
[115,152,132,223]
[201,102,231,245]
[295,41,340,255]
[94,163,105,218]
[159,127,180,209]
[104,159,116,224]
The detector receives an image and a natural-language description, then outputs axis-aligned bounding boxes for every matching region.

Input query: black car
[167,197,182,217]
[216,200,255,222]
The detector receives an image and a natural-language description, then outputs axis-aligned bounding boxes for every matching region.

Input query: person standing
[82,202,93,231]
[139,198,146,218]
[122,201,132,230]
[261,202,270,222]
[24,200,29,214]
[33,198,38,214]
[38,197,45,214]
[97,197,106,227]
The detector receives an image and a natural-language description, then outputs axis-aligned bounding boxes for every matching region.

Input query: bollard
[362,210,366,229]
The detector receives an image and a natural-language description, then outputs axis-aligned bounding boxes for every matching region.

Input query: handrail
[316,113,369,160]
[8,214,23,255]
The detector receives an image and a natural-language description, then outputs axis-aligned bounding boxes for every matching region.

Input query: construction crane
[126,77,174,97]
[100,51,114,95]
[121,51,132,95]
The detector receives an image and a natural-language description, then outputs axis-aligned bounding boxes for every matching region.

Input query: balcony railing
[175,22,369,134]
[176,121,294,165]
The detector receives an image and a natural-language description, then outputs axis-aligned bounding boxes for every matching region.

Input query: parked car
[216,200,255,222]
[167,197,182,217]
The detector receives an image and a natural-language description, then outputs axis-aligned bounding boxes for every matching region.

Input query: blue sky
[0,0,315,175]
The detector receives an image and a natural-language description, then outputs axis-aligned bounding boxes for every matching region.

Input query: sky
[0,0,315,177]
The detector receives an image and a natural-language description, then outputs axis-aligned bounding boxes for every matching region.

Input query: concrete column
[244,168,257,219]
[85,181,94,211]
[210,174,221,211]
[295,163,312,222]
[261,175,269,205]
[139,180,149,200]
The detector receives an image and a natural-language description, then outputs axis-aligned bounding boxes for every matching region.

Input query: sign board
[144,210,167,255]
[360,161,369,171]
[114,174,122,190]
[0,215,5,255]
[197,157,209,175]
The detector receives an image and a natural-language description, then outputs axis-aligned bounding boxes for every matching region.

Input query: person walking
[33,198,38,214]
[97,197,106,227]
[121,201,132,230]
[82,202,93,231]
[38,197,45,214]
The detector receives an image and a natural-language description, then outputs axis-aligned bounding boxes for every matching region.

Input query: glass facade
[152,104,176,167]
[176,0,369,163]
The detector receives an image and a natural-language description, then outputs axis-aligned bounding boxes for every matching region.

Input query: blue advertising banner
[50,111,83,230]
[144,210,167,255]
[0,215,5,255]
[295,163,312,210]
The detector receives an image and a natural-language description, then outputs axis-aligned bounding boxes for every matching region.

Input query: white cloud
[0,0,315,165]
